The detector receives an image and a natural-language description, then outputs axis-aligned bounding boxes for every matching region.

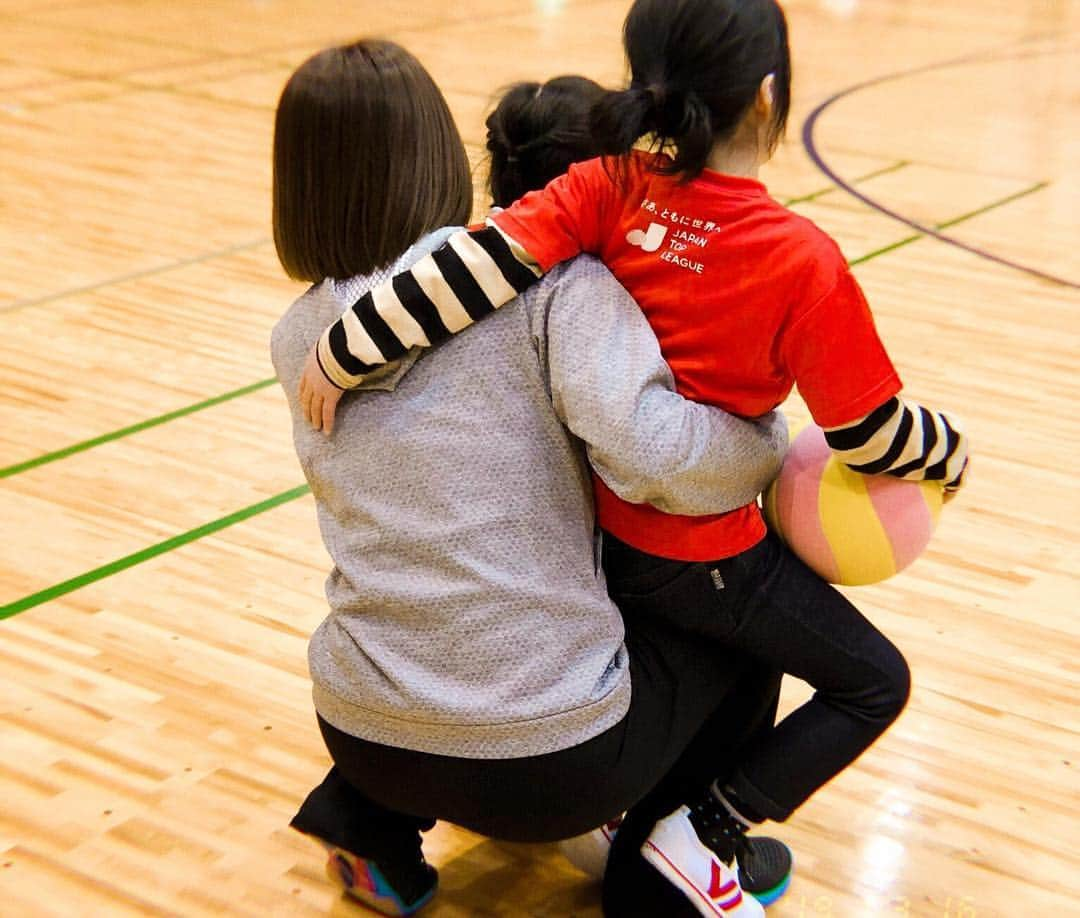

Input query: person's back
[273,37,805,918]
[509,152,856,416]
[272,234,631,758]
[301,2,966,559]
[496,149,900,559]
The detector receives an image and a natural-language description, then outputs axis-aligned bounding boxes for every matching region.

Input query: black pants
[602,530,911,823]
[292,606,780,856]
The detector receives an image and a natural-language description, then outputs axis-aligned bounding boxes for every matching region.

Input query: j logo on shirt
[626,222,667,253]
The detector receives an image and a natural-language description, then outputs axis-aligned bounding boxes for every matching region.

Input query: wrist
[315,334,349,390]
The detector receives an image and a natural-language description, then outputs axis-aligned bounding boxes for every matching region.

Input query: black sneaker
[322,842,438,916]
[689,798,793,906]
[736,836,793,906]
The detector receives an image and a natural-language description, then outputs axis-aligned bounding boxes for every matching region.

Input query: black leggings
[291,610,781,855]
[602,529,911,822]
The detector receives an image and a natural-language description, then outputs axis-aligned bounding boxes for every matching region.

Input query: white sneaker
[640,806,764,917]
[557,814,623,879]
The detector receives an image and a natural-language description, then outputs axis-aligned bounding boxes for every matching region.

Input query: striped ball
[763,424,943,585]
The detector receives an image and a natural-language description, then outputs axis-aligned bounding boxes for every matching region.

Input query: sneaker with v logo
[641,806,765,916]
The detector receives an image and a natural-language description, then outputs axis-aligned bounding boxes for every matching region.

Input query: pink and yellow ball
[763,424,943,586]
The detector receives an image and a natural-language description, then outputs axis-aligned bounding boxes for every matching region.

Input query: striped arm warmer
[824,397,969,491]
[316,222,543,389]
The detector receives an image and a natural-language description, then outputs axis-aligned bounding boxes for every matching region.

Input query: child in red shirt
[300,2,969,915]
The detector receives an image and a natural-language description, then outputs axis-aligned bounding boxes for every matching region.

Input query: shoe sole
[749,870,791,907]
[325,848,437,917]
[744,848,794,907]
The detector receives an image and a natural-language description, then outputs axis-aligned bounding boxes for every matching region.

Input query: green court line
[0,484,310,620]
[0,378,277,479]
[0,237,272,314]
[0,163,893,314]
[0,164,908,482]
[936,181,1049,229]
[849,181,1048,267]
[849,233,924,267]
[0,180,1051,621]
[782,159,909,206]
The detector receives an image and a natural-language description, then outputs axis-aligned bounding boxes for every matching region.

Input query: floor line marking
[0,379,278,479]
[0,484,311,620]
[800,44,1078,288]
[848,182,1049,267]
[0,181,1049,483]
[0,167,911,479]
[782,160,909,207]
[0,238,273,314]
[0,183,1057,618]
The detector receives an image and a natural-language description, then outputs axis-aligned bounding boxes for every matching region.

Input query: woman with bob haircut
[270,39,792,917]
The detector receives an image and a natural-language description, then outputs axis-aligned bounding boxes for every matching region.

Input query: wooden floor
[1,1,1077,915]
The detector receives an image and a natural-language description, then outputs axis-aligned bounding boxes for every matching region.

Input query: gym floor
[1,1,1076,915]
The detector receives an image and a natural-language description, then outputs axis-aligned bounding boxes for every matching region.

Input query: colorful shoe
[736,836,793,906]
[557,813,625,879]
[641,806,764,916]
[688,796,793,907]
[323,844,437,916]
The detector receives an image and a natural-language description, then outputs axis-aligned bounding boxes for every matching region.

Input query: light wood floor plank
[1,1,1076,915]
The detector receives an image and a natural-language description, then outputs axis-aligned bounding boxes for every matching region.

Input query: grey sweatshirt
[271,229,787,759]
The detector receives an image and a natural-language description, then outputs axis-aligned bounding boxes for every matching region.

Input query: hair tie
[631,81,665,108]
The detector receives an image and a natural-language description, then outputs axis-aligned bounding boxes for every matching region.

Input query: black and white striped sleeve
[315,222,543,389]
[824,397,970,491]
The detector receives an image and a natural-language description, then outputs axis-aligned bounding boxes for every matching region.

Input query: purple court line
[800,48,1079,290]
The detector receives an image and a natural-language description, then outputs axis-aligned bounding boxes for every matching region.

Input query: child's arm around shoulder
[299,160,616,432]
[299,222,541,431]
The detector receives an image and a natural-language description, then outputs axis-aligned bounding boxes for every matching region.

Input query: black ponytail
[591,0,792,182]
[590,85,656,160]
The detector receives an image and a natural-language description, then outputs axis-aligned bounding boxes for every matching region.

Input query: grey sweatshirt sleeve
[530,256,788,516]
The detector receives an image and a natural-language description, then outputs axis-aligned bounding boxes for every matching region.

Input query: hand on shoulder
[300,345,344,434]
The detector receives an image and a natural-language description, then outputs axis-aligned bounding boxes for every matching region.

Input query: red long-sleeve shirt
[491,153,901,559]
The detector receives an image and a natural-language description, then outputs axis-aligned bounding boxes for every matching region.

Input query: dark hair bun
[486,76,607,207]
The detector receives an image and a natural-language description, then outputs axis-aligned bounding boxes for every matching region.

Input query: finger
[309,391,324,431]
[300,375,313,426]
[322,392,336,436]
